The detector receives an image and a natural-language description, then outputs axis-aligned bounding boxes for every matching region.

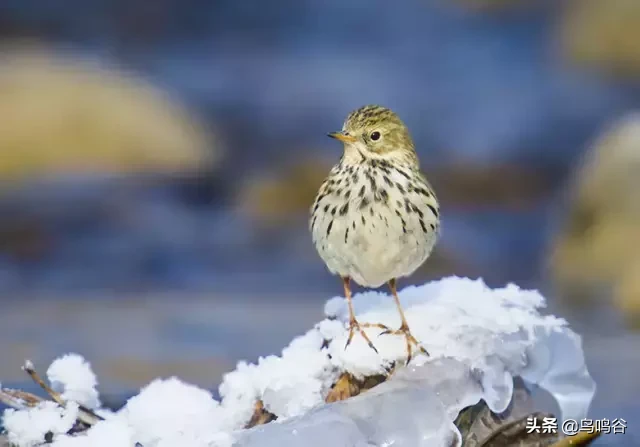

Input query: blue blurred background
[0,0,638,443]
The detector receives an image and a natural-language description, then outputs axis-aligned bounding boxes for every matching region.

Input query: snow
[3,401,79,447]
[50,419,134,447]
[219,319,342,421]
[118,377,232,447]
[47,354,101,410]
[1,276,597,447]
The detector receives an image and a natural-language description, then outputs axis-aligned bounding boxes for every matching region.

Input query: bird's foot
[379,324,429,364]
[361,322,390,331]
[345,319,379,354]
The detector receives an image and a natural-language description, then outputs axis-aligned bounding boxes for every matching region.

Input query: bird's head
[328,105,418,166]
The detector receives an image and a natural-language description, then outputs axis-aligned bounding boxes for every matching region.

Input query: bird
[310,105,440,363]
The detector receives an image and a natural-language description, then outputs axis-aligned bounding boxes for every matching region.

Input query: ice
[235,359,481,447]
[322,277,594,422]
[1,276,597,446]
[520,327,595,421]
[47,354,101,410]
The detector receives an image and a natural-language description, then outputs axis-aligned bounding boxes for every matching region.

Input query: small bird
[310,105,440,363]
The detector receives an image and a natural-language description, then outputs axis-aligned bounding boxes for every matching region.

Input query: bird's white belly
[311,171,439,288]
[318,216,434,287]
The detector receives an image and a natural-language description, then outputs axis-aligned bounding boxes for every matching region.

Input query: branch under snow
[0,277,598,447]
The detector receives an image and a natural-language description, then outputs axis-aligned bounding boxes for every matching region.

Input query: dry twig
[0,360,104,428]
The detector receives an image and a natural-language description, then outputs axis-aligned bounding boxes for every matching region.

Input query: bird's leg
[342,277,379,354]
[380,278,429,363]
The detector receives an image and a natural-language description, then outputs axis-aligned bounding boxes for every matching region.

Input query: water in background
[0,0,638,444]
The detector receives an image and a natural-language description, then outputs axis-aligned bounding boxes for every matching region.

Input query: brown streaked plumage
[310,105,441,363]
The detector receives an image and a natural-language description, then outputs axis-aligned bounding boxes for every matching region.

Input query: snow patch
[1,277,596,447]
[4,401,79,447]
[47,354,101,410]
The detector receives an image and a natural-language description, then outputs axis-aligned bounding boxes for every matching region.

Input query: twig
[0,388,46,410]
[22,360,104,426]
[22,360,66,407]
[245,401,276,429]
[477,412,562,446]
[550,429,602,447]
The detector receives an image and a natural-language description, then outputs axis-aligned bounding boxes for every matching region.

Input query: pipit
[310,105,440,363]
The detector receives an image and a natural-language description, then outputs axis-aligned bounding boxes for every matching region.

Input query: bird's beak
[327,131,357,143]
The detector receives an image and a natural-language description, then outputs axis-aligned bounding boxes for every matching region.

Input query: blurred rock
[548,113,640,326]
[561,0,640,77]
[452,0,539,12]
[615,260,640,329]
[0,218,52,262]
[429,163,561,212]
[236,157,332,227]
[0,43,219,182]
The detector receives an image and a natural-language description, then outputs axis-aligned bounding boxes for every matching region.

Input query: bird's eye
[370,131,381,141]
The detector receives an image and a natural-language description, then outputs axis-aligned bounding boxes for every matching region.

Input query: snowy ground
[1,277,595,446]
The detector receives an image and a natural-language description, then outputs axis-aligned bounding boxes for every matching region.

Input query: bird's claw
[378,324,429,364]
[345,319,379,354]
[360,322,391,336]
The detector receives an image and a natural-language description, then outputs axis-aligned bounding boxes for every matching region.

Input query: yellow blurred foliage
[0,44,217,181]
[561,0,640,77]
[549,114,640,321]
